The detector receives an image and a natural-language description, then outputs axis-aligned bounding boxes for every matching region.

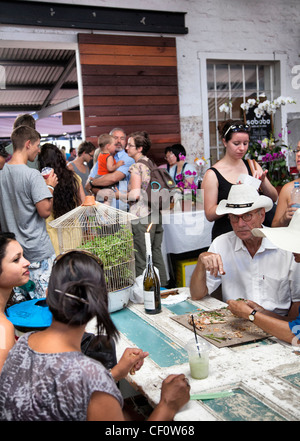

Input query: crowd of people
[0,116,192,421]
[0,113,299,420]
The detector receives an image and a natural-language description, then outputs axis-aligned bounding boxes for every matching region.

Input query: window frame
[198,52,287,165]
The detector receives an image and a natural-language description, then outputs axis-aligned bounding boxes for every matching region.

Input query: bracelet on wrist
[47,185,54,191]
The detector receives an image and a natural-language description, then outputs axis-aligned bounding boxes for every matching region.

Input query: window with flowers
[241,96,296,187]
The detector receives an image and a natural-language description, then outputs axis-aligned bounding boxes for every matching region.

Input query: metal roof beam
[40,55,77,110]
[34,96,80,119]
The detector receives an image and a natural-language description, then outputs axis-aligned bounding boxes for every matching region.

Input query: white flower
[254,107,264,118]
[241,102,250,111]
[286,97,296,104]
[219,103,230,113]
[241,95,296,117]
[247,99,256,107]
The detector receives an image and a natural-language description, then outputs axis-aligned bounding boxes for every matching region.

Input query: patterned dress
[0,333,123,421]
[128,155,151,218]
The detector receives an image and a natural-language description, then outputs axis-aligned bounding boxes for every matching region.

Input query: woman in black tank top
[202,120,278,241]
[210,160,253,240]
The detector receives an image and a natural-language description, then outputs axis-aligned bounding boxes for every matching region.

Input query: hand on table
[148,374,190,421]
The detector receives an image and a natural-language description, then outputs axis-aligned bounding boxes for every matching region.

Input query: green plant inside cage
[79,225,136,292]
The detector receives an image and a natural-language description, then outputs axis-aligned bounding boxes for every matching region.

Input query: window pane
[258,65,265,91]
[207,95,216,119]
[207,64,215,90]
[231,97,244,120]
[245,65,257,89]
[230,64,243,90]
[215,64,229,90]
[209,120,217,146]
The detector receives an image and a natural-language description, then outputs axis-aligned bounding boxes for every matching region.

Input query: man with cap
[190,184,300,318]
[228,209,300,345]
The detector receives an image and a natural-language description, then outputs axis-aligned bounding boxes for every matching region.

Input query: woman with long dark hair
[38,143,85,254]
[0,250,189,421]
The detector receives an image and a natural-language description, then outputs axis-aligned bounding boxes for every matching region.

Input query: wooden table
[88,291,300,421]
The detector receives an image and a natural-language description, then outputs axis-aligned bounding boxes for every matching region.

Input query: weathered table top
[87,290,300,421]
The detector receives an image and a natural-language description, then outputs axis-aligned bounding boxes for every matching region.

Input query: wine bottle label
[143,290,155,310]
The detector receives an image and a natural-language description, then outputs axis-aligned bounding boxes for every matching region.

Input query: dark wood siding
[78,34,181,165]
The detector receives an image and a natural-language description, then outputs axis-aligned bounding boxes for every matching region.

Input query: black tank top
[210,159,252,241]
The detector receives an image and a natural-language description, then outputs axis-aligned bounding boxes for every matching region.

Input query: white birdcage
[49,196,137,312]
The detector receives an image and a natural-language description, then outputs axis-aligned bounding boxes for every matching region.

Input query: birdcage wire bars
[49,198,137,293]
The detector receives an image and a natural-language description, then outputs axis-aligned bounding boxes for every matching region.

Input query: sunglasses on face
[223,124,251,138]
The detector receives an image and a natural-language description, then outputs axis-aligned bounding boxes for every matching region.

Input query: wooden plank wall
[78,34,181,165]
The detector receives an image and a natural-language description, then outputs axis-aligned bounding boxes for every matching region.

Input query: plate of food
[171,308,271,348]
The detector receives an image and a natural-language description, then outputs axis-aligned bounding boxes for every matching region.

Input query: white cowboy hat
[252,208,300,253]
[216,183,273,216]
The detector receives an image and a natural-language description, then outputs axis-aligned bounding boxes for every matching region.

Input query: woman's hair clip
[54,289,89,305]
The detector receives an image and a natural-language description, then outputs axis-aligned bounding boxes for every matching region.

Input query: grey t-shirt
[0,332,123,421]
[0,163,55,261]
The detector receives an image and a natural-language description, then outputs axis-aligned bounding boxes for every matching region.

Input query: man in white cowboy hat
[190,184,300,318]
[227,209,300,345]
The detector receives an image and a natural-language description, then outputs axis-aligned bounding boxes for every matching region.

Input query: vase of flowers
[246,133,293,188]
[174,154,208,210]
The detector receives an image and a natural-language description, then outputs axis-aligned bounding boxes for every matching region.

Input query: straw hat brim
[252,209,300,253]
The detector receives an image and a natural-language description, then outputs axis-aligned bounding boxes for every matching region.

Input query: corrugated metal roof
[0,47,79,138]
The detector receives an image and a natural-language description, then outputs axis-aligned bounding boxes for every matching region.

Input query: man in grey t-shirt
[0,125,58,299]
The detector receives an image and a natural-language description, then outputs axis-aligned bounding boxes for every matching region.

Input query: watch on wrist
[248,309,257,322]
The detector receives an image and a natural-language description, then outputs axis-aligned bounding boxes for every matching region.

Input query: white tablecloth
[161,209,213,278]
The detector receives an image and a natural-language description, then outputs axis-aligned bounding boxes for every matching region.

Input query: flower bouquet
[240,95,296,187]
[247,134,293,187]
[175,154,208,206]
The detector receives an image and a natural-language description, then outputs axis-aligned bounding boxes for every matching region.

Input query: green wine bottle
[143,232,161,314]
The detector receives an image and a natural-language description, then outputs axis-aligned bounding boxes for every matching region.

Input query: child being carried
[94,133,124,205]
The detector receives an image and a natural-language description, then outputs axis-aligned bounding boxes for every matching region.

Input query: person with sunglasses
[0,250,190,421]
[190,184,300,320]
[272,141,300,227]
[202,119,277,241]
